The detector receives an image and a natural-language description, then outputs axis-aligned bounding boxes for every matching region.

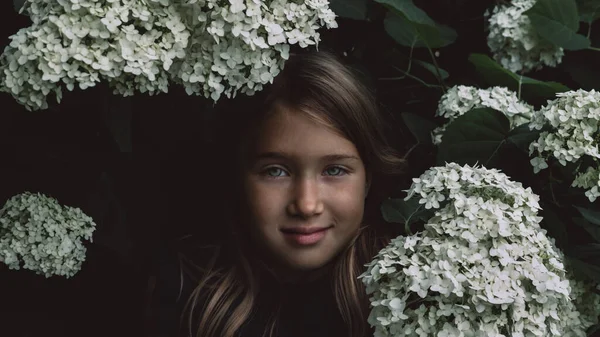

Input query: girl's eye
[263,167,288,177]
[324,166,348,176]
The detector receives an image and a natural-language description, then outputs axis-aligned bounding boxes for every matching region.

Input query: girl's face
[241,103,368,280]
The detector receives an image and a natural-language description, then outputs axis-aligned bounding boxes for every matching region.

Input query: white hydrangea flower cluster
[0,0,338,110]
[1,0,191,110]
[486,0,564,73]
[529,89,600,202]
[172,0,338,101]
[570,278,600,329]
[433,85,533,145]
[0,192,96,278]
[360,163,600,337]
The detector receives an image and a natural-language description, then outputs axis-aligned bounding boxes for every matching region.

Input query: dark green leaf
[381,197,427,224]
[437,108,510,166]
[442,108,510,143]
[330,0,368,20]
[384,13,420,47]
[383,11,457,48]
[568,243,600,260]
[468,54,570,99]
[573,217,600,243]
[575,206,600,225]
[520,77,571,96]
[414,22,457,49]
[507,124,541,152]
[401,112,438,144]
[525,0,591,50]
[577,0,600,23]
[13,0,26,12]
[376,0,435,25]
[468,53,521,88]
[381,197,432,234]
[414,59,450,80]
[529,0,580,32]
[437,141,507,166]
[540,207,568,248]
[567,257,600,283]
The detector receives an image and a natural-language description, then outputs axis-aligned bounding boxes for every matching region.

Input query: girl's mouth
[280,226,331,245]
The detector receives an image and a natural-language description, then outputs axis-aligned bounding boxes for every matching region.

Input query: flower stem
[390,66,443,89]
[589,46,600,52]
[426,46,447,92]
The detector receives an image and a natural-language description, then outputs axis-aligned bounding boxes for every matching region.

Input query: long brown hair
[181,50,405,337]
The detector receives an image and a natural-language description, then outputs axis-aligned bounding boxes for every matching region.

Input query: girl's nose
[286,177,324,217]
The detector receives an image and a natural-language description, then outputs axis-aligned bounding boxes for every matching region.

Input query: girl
[147,50,406,337]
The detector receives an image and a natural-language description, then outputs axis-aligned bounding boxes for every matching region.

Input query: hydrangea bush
[0,0,338,110]
[433,85,533,144]
[1,0,191,110]
[0,192,96,278]
[486,0,564,73]
[172,0,337,101]
[360,163,600,337]
[529,89,600,202]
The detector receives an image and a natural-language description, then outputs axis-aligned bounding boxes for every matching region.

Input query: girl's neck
[256,256,335,285]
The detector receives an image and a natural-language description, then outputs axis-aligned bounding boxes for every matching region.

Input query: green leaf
[574,207,600,243]
[575,206,600,225]
[468,54,570,99]
[525,0,591,50]
[13,0,26,12]
[437,108,510,166]
[540,207,568,247]
[568,243,600,260]
[382,9,457,48]
[381,198,425,224]
[376,0,435,25]
[384,13,420,47]
[401,112,438,144]
[568,257,600,283]
[381,197,432,233]
[506,124,541,152]
[577,0,600,23]
[442,108,510,143]
[330,0,368,20]
[414,59,450,80]
[437,142,506,166]
[573,217,600,243]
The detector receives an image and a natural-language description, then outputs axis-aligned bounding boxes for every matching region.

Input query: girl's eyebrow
[253,151,360,162]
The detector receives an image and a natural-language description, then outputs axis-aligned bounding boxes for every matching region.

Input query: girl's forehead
[249,105,360,160]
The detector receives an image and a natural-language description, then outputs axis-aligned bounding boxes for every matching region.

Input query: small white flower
[529,89,600,202]
[229,0,246,14]
[100,10,122,33]
[0,192,96,278]
[486,0,564,73]
[433,85,534,144]
[1,0,338,109]
[360,163,600,337]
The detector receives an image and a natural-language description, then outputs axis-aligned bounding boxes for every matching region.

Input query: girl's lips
[281,226,331,245]
[280,226,331,234]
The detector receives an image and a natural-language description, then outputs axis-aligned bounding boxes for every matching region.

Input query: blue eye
[264,167,288,177]
[324,166,348,176]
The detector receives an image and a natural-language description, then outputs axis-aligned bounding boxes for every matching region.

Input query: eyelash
[261,166,349,178]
